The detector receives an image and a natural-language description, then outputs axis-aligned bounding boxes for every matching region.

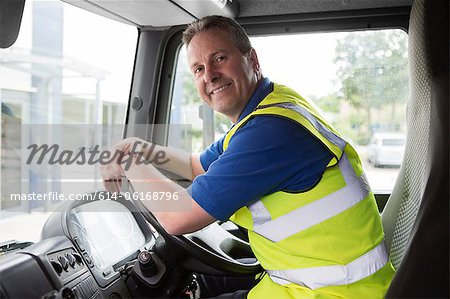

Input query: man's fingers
[103,178,122,194]
[99,160,125,180]
[112,178,122,193]
[99,138,147,192]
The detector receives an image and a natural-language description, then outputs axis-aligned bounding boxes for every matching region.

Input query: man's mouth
[210,83,232,95]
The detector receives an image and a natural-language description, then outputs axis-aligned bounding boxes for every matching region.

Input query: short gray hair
[182,15,252,54]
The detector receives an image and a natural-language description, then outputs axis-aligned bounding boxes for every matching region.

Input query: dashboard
[0,192,259,298]
[0,196,157,299]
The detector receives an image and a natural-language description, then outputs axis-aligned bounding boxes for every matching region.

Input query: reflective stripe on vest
[258,102,347,153]
[266,241,389,290]
[247,153,370,242]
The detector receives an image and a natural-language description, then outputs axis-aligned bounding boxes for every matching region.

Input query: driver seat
[380,0,449,297]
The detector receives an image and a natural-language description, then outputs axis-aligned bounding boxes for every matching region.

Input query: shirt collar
[235,77,273,123]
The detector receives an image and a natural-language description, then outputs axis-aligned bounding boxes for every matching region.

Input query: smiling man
[186,27,261,123]
[101,15,395,299]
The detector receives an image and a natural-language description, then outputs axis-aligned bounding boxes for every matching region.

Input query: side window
[169,29,408,194]
[1,0,136,240]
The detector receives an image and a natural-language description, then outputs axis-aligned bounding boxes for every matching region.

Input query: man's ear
[249,48,261,74]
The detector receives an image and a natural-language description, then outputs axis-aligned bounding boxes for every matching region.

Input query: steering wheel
[120,180,262,276]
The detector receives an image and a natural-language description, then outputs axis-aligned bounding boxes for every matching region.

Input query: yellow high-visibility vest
[224,83,395,298]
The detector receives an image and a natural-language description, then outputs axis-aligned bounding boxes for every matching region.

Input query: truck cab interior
[0,0,448,298]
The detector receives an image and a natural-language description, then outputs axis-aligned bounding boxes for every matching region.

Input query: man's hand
[99,137,146,193]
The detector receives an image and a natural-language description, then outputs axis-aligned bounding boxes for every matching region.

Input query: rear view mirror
[0,0,25,48]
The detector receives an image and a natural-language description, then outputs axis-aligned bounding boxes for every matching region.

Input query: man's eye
[215,56,225,62]
[194,66,203,74]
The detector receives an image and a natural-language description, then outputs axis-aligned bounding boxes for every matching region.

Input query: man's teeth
[212,84,230,94]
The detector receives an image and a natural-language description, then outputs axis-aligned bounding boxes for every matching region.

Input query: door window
[169,29,409,194]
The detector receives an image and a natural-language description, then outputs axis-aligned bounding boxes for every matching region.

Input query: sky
[251,32,347,98]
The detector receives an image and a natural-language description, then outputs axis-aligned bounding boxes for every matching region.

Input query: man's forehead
[188,29,233,49]
[187,29,236,54]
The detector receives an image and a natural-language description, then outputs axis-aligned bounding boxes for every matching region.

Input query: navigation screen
[70,200,146,272]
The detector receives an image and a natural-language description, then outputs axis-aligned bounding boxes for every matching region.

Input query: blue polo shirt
[190,78,333,221]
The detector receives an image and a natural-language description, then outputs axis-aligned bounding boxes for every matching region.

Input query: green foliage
[311,94,341,113]
[331,113,370,145]
[333,30,408,142]
[334,30,408,109]
[182,70,202,105]
[214,112,232,133]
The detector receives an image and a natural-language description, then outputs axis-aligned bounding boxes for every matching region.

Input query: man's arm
[191,153,206,177]
[124,155,215,235]
[132,138,203,180]
[99,137,212,234]
[134,140,206,179]
[100,137,204,191]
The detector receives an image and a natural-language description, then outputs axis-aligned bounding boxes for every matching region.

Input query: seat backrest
[381,0,449,297]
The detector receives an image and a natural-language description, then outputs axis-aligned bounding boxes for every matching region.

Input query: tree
[334,30,408,137]
[311,93,341,113]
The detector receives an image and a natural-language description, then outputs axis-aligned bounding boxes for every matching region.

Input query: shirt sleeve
[199,136,224,171]
[191,115,333,221]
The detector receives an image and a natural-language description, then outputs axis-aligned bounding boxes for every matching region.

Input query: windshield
[0,0,136,243]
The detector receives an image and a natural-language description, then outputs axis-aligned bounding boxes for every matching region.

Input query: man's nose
[204,65,220,83]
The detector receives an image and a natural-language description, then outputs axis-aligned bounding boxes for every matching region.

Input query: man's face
[187,28,260,123]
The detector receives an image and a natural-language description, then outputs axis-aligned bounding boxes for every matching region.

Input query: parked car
[368,132,406,167]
